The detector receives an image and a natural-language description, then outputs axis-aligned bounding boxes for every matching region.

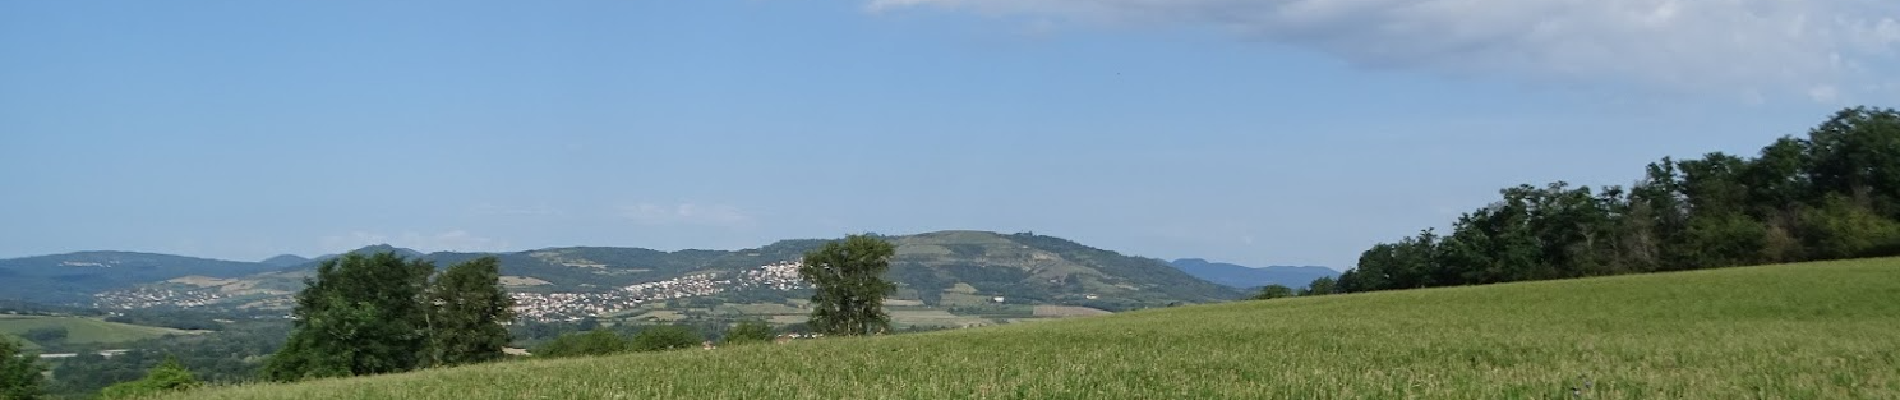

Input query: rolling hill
[33,231,1244,312]
[0,251,274,304]
[0,314,199,351]
[1167,258,1338,290]
[153,258,1900,399]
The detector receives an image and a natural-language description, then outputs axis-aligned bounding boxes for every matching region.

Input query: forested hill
[1341,106,1900,293]
[0,252,272,304]
[5,231,1243,309]
[299,231,1247,307]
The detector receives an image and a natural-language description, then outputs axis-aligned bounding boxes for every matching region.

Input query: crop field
[157,258,1900,399]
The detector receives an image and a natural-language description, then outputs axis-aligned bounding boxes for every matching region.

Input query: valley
[141,258,1900,400]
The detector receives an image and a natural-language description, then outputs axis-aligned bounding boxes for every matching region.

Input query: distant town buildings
[96,261,815,323]
[508,261,808,321]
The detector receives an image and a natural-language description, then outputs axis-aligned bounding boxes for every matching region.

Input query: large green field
[159,258,1900,399]
[0,315,197,350]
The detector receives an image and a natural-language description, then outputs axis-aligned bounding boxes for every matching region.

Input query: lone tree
[425,257,517,367]
[0,337,44,400]
[797,234,897,336]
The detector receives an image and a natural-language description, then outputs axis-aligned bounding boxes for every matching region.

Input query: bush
[630,326,702,351]
[533,330,628,359]
[98,356,200,399]
[719,321,775,346]
[0,337,45,400]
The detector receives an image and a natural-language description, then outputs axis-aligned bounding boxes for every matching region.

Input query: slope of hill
[155,258,1900,399]
[259,254,311,268]
[0,314,199,350]
[1167,258,1338,290]
[0,251,272,304]
[95,231,1241,312]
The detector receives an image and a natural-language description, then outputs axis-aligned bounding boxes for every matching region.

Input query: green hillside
[95,231,1239,313]
[155,258,1899,399]
[0,314,196,348]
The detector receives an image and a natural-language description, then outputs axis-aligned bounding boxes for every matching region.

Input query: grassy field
[159,258,1900,399]
[0,315,195,349]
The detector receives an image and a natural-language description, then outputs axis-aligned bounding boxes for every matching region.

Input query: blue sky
[3,1,1895,270]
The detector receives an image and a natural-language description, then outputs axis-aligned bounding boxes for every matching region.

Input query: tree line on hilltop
[1319,106,1900,294]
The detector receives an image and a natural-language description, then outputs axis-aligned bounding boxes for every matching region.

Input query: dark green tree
[424,257,517,367]
[797,235,898,336]
[533,329,628,358]
[1300,277,1338,296]
[719,321,776,346]
[630,326,703,351]
[263,252,435,381]
[1252,284,1294,300]
[97,355,199,400]
[0,337,44,400]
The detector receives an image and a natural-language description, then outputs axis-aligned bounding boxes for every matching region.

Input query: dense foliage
[263,253,513,381]
[719,321,776,346]
[1340,106,1900,293]
[798,235,898,336]
[532,330,628,358]
[46,321,287,399]
[629,326,703,351]
[0,337,45,400]
[423,257,516,367]
[1251,285,1294,300]
[97,356,199,400]
[532,325,713,358]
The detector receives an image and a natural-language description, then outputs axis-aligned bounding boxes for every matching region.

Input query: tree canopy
[264,252,515,381]
[0,337,45,400]
[98,355,199,400]
[425,256,516,367]
[1340,106,1900,293]
[797,235,898,336]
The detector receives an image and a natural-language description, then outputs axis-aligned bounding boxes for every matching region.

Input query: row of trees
[262,252,515,381]
[1252,276,1339,300]
[1337,106,1900,293]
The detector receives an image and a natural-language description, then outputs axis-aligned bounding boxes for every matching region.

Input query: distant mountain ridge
[5,231,1248,310]
[1167,258,1338,290]
[259,254,311,267]
[0,251,272,304]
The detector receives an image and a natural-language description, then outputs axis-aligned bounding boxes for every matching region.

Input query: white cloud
[868,0,1900,102]
[319,230,512,254]
[616,202,754,228]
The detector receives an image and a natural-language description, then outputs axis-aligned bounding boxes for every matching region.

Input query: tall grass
[158,258,1900,399]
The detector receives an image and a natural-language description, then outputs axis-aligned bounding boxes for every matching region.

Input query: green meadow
[0,315,195,351]
[158,258,1900,399]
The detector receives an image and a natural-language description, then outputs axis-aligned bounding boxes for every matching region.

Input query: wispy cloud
[616,202,754,228]
[319,230,512,254]
[868,0,1900,103]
